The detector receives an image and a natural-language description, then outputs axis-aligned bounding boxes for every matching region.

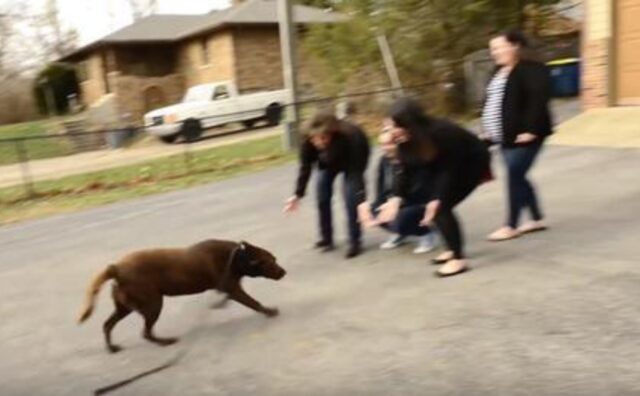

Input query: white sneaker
[413,234,436,254]
[380,234,406,250]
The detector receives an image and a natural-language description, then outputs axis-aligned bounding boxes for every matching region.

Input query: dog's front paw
[263,307,280,318]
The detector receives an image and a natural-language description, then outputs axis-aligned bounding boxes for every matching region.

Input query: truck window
[183,85,212,102]
[212,85,230,101]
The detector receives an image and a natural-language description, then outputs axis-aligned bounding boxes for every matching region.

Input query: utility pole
[376,33,404,97]
[277,0,300,150]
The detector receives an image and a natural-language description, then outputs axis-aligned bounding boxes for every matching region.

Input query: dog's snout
[275,267,286,280]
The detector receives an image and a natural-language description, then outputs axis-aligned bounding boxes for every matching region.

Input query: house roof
[98,14,212,43]
[60,0,345,61]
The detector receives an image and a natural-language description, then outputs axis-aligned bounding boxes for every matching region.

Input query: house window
[200,38,210,65]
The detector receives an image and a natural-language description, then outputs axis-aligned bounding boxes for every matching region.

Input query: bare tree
[0,5,27,83]
[126,0,159,21]
[33,0,79,61]
[0,78,38,124]
[0,1,77,124]
[0,8,39,123]
[0,13,10,78]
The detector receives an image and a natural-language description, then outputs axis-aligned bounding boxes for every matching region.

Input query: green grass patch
[0,119,74,165]
[0,135,295,225]
[0,120,48,137]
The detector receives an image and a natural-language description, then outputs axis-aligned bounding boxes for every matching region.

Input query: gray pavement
[1,143,639,396]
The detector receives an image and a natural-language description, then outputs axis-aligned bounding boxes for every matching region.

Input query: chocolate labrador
[78,239,286,353]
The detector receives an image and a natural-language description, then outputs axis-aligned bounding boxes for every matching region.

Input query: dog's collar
[216,242,240,291]
[217,242,259,291]
[231,243,262,278]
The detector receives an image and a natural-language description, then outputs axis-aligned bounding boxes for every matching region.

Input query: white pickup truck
[143,81,287,143]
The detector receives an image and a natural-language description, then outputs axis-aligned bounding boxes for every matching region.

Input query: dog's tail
[78,265,117,324]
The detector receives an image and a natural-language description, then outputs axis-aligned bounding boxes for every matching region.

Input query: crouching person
[360,132,437,254]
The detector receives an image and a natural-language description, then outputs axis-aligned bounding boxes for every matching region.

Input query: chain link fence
[0,80,457,210]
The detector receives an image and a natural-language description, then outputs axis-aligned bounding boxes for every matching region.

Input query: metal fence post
[14,139,36,199]
[283,121,299,151]
[183,140,192,173]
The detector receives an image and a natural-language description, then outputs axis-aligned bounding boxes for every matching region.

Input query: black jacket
[494,60,554,147]
[374,156,433,209]
[395,118,489,202]
[294,120,370,202]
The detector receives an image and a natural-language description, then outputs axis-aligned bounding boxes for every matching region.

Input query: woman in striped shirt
[482,30,553,241]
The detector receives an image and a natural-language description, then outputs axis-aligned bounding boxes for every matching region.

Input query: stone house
[582,0,640,108]
[59,0,343,124]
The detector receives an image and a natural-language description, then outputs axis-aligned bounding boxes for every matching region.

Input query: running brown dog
[78,239,286,353]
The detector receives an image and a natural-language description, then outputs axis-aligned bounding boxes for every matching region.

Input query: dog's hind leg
[139,295,178,347]
[103,285,132,353]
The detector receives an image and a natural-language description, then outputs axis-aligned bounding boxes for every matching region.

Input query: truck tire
[159,134,179,144]
[181,119,203,143]
[265,103,283,126]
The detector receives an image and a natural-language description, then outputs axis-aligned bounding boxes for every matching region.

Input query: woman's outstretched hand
[420,200,441,226]
[283,196,300,214]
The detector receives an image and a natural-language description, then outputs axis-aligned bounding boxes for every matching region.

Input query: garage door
[616,0,640,105]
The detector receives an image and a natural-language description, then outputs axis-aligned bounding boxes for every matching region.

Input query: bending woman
[375,98,491,277]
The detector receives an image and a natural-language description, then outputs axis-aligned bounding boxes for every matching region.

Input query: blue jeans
[316,170,362,246]
[374,204,431,237]
[503,143,544,228]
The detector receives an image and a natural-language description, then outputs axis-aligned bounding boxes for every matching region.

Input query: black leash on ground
[93,350,187,395]
[93,243,242,395]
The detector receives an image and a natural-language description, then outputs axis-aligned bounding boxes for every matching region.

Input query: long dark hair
[389,97,432,131]
[388,97,438,162]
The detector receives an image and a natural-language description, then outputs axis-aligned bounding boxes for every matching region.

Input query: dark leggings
[502,143,544,228]
[434,154,489,259]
